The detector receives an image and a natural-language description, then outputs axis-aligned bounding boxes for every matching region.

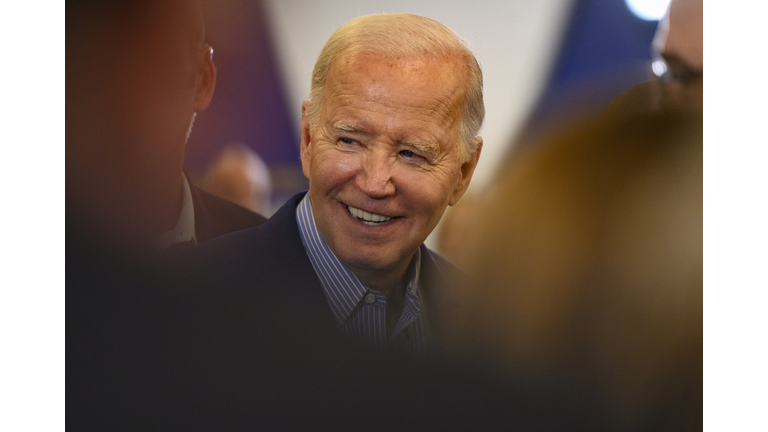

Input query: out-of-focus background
[186,0,667,246]
[9,0,758,428]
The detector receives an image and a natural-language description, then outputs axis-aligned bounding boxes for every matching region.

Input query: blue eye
[340,137,355,145]
[400,150,417,158]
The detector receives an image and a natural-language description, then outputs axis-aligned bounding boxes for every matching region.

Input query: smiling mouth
[346,205,396,226]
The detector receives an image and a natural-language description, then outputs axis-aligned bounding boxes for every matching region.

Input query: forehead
[323,53,467,126]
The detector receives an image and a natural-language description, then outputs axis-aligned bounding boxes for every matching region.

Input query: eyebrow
[332,121,367,134]
[402,139,441,159]
[333,120,441,159]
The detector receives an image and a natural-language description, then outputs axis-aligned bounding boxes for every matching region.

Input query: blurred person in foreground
[67,1,271,428]
[200,144,273,215]
[67,0,266,267]
[607,0,702,116]
[182,14,484,354]
[448,110,703,431]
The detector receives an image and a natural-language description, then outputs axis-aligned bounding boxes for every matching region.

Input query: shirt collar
[296,192,422,326]
[155,173,197,251]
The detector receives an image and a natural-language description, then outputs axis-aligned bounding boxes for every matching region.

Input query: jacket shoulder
[421,246,465,280]
[189,182,268,242]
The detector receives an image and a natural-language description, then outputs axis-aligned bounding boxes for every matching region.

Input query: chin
[342,253,394,272]
[341,246,412,274]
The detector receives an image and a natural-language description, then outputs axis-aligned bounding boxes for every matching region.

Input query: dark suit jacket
[184,192,465,334]
[187,179,268,243]
[69,193,584,431]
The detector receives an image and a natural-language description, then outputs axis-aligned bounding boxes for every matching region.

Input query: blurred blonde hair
[453,111,703,431]
[306,14,484,162]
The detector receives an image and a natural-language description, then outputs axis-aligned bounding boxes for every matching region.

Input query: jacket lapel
[419,245,465,338]
[247,193,336,326]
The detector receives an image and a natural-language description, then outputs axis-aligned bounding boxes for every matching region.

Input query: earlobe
[193,44,217,113]
[449,137,483,206]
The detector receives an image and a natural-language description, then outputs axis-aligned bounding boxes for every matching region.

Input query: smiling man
[186,14,484,353]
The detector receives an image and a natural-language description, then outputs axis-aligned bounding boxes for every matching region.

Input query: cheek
[335,155,361,176]
[312,150,361,189]
[113,65,195,131]
[397,172,454,216]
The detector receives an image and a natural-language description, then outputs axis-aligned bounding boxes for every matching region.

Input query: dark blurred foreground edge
[67,251,592,430]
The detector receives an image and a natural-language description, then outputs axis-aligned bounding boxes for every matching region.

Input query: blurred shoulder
[422,245,465,278]
[190,181,267,242]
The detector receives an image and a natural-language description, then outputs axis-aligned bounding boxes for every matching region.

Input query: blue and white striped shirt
[296,193,430,354]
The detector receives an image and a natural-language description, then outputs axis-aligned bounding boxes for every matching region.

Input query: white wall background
[261,0,574,246]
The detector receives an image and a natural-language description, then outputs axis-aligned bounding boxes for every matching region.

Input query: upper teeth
[347,205,393,224]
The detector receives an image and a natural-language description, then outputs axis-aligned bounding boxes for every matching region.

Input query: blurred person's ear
[193,44,217,113]
[299,100,312,179]
[449,137,483,206]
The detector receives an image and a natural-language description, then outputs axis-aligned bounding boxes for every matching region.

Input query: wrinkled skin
[300,53,482,293]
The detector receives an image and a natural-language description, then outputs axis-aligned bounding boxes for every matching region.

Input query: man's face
[300,53,480,277]
[652,0,703,110]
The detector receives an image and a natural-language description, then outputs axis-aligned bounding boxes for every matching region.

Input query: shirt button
[364,293,376,304]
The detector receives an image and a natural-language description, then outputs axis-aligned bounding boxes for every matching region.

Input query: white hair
[306,14,484,162]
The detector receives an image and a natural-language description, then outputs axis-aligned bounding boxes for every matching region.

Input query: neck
[351,254,415,299]
[71,167,185,253]
[150,172,186,238]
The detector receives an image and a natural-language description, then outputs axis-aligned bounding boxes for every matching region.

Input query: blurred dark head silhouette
[67,0,215,257]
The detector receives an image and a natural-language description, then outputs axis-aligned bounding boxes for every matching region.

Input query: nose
[356,149,396,198]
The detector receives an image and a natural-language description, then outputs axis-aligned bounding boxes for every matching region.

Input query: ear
[448,137,483,206]
[299,100,312,179]
[193,44,217,113]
